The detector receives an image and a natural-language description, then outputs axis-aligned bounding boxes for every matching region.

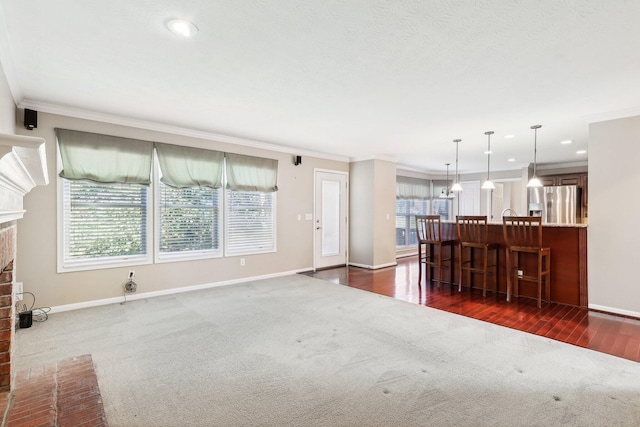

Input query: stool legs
[418,242,453,289]
[459,245,497,297]
[507,249,550,308]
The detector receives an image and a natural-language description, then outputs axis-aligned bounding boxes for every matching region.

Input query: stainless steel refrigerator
[528,185,582,224]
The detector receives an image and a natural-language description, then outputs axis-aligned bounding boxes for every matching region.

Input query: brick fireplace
[0,222,16,393]
[0,132,48,394]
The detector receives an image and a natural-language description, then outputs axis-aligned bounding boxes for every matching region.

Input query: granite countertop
[442,219,588,228]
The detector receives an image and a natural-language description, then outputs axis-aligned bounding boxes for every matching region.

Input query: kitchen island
[435,221,587,307]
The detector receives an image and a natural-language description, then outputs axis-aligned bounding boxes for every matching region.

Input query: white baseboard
[348,261,397,270]
[588,304,640,319]
[396,252,417,259]
[49,268,312,314]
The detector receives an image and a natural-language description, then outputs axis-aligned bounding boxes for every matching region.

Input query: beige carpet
[14,275,640,426]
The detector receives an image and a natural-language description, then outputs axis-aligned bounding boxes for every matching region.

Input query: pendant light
[451,139,463,192]
[439,163,455,198]
[481,131,495,190]
[527,125,543,188]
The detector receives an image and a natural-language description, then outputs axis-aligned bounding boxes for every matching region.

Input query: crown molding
[536,161,588,171]
[17,100,351,164]
[350,154,398,163]
[584,107,640,124]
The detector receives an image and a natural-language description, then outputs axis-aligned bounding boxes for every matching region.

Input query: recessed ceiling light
[576,150,587,154]
[504,135,515,139]
[507,158,516,162]
[167,19,198,37]
[561,140,573,144]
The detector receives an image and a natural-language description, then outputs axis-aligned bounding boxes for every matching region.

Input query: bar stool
[456,216,499,296]
[502,216,551,308]
[416,215,455,289]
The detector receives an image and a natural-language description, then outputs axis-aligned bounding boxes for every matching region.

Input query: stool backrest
[502,216,543,248]
[416,215,443,243]
[457,216,488,244]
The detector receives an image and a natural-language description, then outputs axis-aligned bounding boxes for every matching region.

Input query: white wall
[589,115,640,317]
[15,111,348,308]
[0,65,15,133]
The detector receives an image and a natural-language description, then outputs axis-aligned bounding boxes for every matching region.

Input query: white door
[314,170,348,270]
[487,183,504,221]
[459,181,480,215]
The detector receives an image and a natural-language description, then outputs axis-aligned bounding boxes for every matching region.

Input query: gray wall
[15,111,348,308]
[349,159,397,268]
[589,115,640,317]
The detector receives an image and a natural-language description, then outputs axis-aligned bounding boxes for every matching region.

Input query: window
[432,198,452,220]
[57,128,278,271]
[158,182,222,260]
[395,199,430,247]
[396,176,430,248]
[62,179,151,269]
[225,190,276,256]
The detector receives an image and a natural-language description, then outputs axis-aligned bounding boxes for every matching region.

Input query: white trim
[57,177,154,273]
[588,304,640,319]
[49,269,312,314]
[0,133,48,223]
[584,106,640,124]
[350,154,398,164]
[537,161,588,171]
[313,169,350,271]
[18,100,350,164]
[348,261,398,270]
[396,251,417,259]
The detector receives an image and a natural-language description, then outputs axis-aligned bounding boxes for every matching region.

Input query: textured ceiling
[1,0,640,174]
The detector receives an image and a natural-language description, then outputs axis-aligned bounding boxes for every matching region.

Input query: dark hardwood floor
[306,256,640,364]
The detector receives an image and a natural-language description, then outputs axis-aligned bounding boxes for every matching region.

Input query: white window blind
[158,182,222,258]
[62,179,150,268]
[395,176,431,248]
[225,190,276,256]
[395,199,430,247]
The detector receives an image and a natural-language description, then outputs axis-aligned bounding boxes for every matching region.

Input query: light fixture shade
[452,139,463,193]
[527,176,543,188]
[482,180,495,190]
[528,124,542,188]
[439,189,447,198]
[483,131,495,191]
[451,182,463,192]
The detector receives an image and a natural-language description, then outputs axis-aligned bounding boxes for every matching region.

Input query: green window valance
[56,128,153,185]
[57,128,279,192]
[226,153,279,192]
[396,176,430,199]
[155,143,224,189]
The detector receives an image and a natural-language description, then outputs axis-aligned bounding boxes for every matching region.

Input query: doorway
[314,170,348,270]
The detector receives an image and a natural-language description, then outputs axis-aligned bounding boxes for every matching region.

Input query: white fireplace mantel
[0,133,48,224]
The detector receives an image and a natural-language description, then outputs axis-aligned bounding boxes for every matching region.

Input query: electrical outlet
[240,258,245,266]
[14,282,23,301]
[517,269,523,277]
[128,270,135,280]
